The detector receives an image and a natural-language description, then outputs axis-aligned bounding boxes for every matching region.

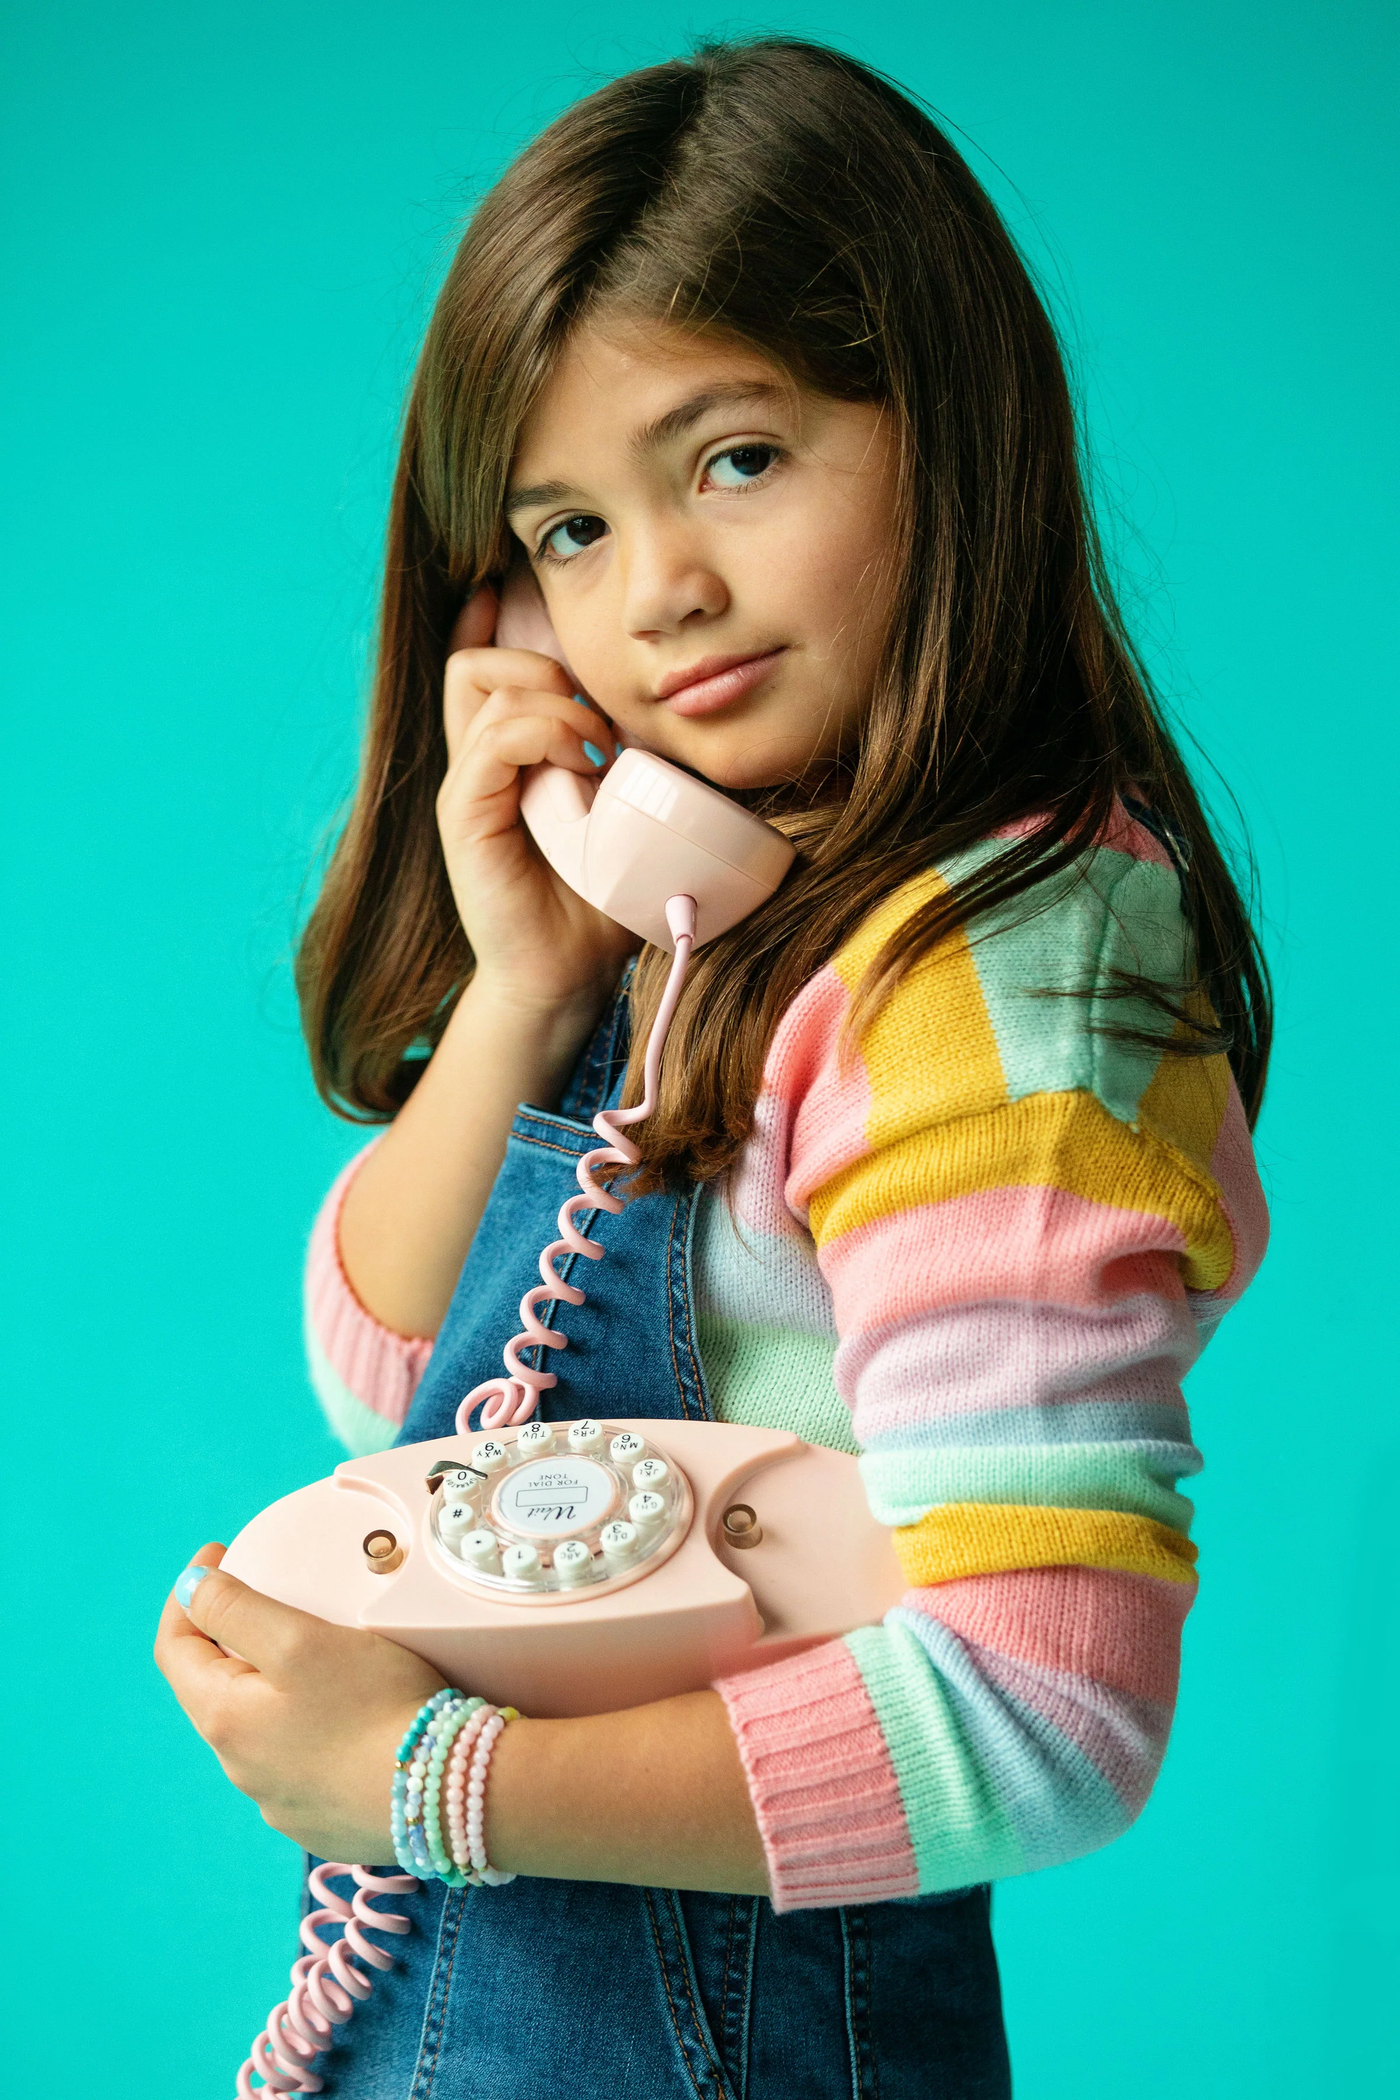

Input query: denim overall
[310,992,1011,2098]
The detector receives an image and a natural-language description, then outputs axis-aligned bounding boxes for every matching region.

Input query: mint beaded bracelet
[422,1698,486,1883]
[392,1690,470,1878]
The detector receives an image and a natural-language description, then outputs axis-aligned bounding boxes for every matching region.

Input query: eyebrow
[504,382,786,518]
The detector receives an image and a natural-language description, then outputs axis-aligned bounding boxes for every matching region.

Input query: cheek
[757,498,897,665]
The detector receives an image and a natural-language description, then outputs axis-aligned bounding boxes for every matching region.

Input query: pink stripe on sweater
[914,1566,1190,1703]
[820,1184,1191,1333]
[962,1638,1174,1816]
[755,965,873,1218]
[992,801,1176,871]
[716,1641,918,1912]
[306,1144,433,1429]
[841,1292,1199,1440]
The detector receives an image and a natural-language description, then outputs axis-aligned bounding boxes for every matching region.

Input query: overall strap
[397,982,712,1445]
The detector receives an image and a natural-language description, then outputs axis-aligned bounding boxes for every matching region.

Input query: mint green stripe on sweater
[860,1440,1198,1534]
[937,838,1189,1124]
[305,1315,400,1457]
[696,1312,858,1455]
[845,1622,1026,1891]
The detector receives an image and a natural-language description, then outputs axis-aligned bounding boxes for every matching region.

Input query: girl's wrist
[450,967,619,1101]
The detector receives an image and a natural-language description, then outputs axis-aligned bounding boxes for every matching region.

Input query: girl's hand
[154,1546,444,1861]
[438,588,637,1014]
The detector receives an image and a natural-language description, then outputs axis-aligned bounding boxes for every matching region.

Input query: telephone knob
[517,1422,554,1456]
[568,1420,605,1454]
[473,1441,508,1475]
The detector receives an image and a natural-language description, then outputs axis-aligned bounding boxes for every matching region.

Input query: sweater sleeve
[715,815,1269,1910]
[304,1141,434,1454]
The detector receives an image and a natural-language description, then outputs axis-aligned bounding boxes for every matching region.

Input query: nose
[621,526,728,638]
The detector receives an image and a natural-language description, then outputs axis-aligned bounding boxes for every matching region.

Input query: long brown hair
[297,36,1271,1185]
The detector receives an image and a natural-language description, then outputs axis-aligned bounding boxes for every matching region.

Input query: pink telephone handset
[223,569,899,2093]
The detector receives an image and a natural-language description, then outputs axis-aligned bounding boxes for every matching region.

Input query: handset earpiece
[494,566,795,950]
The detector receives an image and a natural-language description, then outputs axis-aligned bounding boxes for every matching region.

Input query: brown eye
[707,445,779,487]
[544,514,608,559]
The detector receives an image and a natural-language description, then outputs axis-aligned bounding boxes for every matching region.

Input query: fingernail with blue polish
[572,693,588,707]
[614,741,624,757]
[175,1565,212,1608]
[583,741,605,767]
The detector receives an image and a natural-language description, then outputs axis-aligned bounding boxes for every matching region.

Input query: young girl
[157,37,1270,2097]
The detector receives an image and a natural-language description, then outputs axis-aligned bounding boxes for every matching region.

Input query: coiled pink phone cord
[236,1862,416,2094]
[458,891,699,1434]
[237,896,698,2093]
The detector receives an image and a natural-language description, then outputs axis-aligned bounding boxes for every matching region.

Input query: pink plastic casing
[221,1420,905,1718]
[493,567,796,951]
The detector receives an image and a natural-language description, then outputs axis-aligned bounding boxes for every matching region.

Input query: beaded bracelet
[390,1689,519,1887]
[422,1698,486,1884]
[444,1702,497,1878]
[466,1705,519,1886]
[391,1690,472,1878]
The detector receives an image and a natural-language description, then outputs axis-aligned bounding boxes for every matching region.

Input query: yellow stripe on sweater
[829,868,1012,1140]
[810,1086,1234,1292]
[1135,1001,1232,1176]
[894,1502,1199,1588]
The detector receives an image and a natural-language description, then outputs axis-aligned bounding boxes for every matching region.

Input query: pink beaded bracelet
[442,1701,518,1886]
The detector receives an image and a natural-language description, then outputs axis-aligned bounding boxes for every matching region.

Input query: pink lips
[656,649,785,717]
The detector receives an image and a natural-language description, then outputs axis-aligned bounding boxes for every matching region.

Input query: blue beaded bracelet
[391,1689,470,1879]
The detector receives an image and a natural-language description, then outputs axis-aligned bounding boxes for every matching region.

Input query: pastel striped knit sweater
[304,804,1268,1911]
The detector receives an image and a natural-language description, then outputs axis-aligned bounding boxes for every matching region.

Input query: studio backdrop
[3,3,1395,2094]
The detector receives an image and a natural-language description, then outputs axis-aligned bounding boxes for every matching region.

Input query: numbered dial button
[552,1539,595,1587]
[600,1519,639,1567]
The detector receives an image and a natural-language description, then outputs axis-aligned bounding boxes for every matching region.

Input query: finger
[443,648,577,762]
[468,686,614,760]
[441,711,614,819]
[448,582,498,654]
[178,1556,349,1692]
[154,1545,259,1727]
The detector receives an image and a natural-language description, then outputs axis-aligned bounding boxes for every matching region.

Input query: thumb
[449,581,498,653]
[180,1547,340,1688]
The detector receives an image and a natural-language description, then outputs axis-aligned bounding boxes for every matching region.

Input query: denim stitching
[409,1888,467,2100]
[839,1908,879,2100]
[718,1895,758,2100]
[665,1889,738,2099]
[640,1889,719,2100]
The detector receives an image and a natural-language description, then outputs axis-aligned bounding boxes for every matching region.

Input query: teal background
[3,3,1395,2092]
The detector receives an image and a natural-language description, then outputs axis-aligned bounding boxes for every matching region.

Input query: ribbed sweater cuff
[305,1142,433,1430]
[715,1640,919,1913]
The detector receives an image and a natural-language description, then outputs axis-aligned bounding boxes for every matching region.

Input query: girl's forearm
[486,1690,769,1895]
[337,974,614,1339]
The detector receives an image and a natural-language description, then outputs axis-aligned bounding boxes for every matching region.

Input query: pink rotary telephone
[224,570,902,2093]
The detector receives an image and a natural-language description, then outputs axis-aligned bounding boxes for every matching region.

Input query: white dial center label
[492,1456,619,1538]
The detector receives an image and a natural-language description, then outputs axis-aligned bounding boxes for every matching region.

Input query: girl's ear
[448,583,499,653]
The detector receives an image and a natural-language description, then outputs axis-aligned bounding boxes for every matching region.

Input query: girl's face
[507,319,900,790]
